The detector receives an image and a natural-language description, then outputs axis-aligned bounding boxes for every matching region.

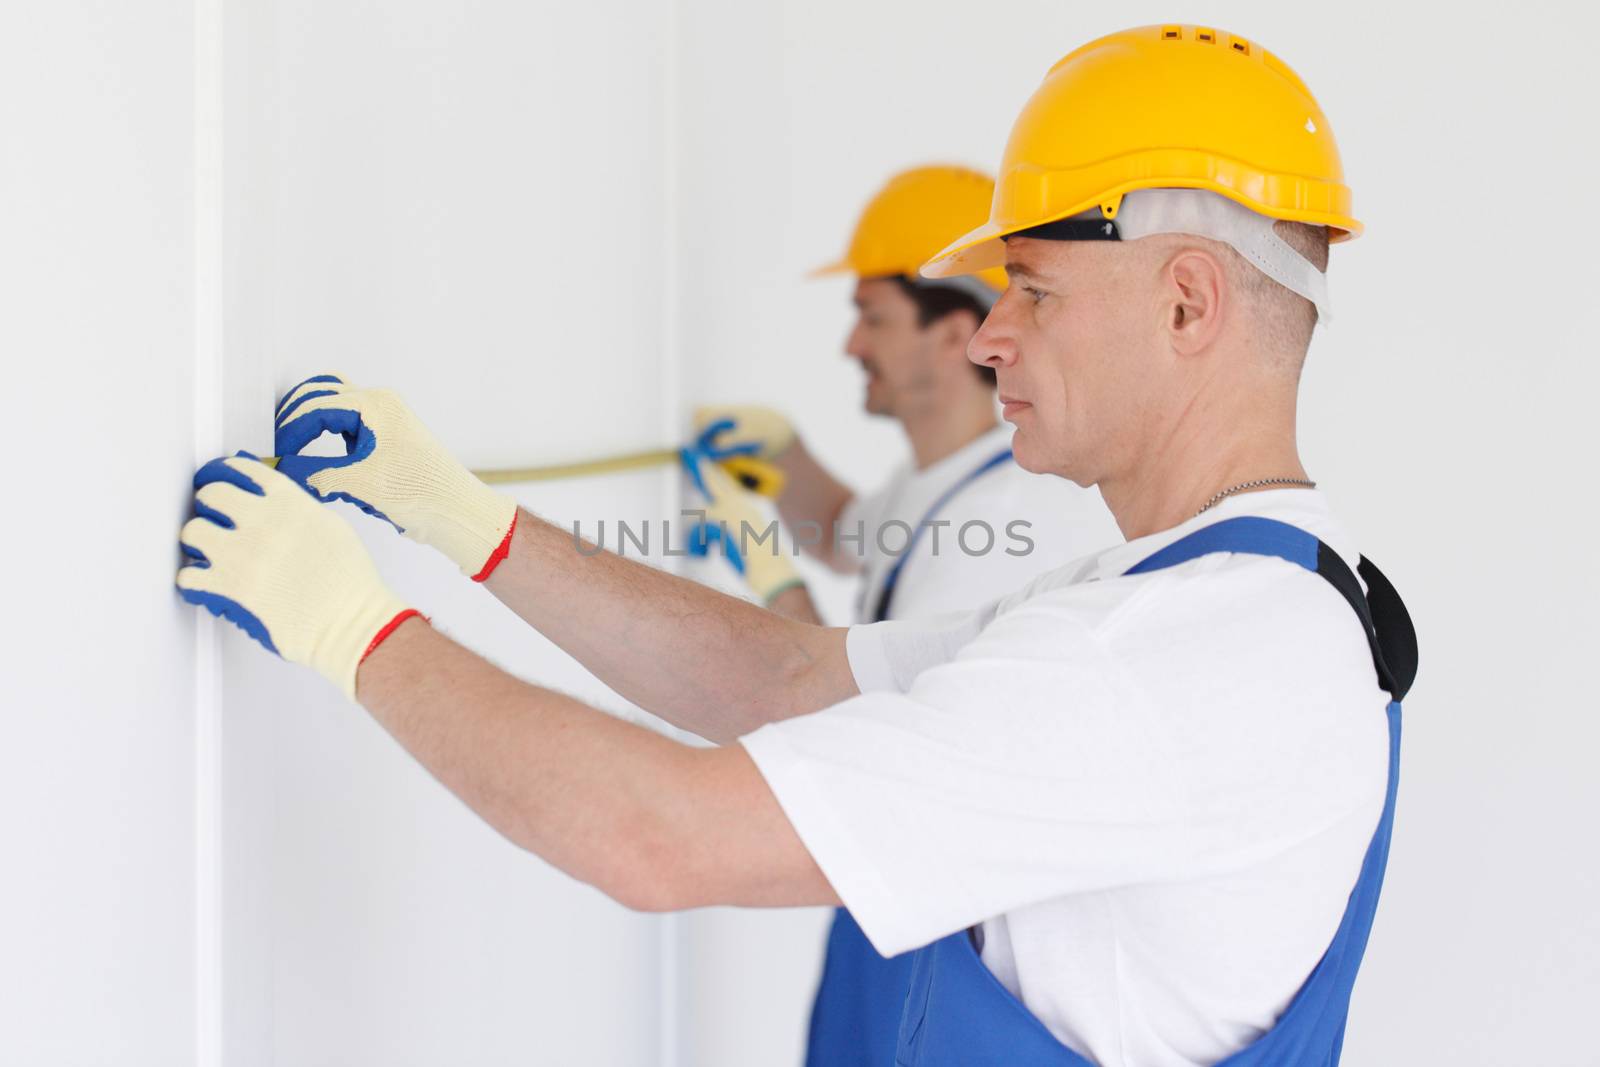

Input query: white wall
[4,1,1596,1065]
[4,1,680,1064]
[1,4,200,1063]
[215,2,680,1064]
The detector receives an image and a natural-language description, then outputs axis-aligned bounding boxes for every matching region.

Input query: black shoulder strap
[1125,516,1419,704]
[1313,543,1419,702]
[1357,555,1419,702]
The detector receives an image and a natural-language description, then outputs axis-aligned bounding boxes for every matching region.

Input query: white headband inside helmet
[1029,189,1332,323]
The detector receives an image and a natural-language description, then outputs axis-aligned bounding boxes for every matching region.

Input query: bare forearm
[767,582,825,625]
[355,617,663,900]
[484,509,857,742]
[356,618,838,910]
[773,438,855,569]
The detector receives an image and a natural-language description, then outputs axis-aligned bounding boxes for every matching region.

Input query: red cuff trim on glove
[471,510,518,582]
[361,609,424,663]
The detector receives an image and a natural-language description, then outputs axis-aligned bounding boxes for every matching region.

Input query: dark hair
[889,276,996,386]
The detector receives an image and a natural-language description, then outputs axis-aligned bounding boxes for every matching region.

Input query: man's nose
[969,299,1019,369]
[844,322,872,361]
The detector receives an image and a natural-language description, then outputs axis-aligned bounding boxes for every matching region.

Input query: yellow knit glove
[688,460,804,604]
[177,454,418,700]
[274,376,519,580]
[692,405,796,460]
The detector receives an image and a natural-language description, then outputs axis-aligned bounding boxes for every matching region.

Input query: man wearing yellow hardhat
[683,166,1114,626]
[682,165,1119,1065]
[182,25,1416,1067]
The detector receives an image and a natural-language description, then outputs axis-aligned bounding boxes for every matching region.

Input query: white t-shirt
[741,490,1390,1067]
[837,425,1122,623]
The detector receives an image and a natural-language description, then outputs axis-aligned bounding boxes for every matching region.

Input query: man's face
[969,237,1163,486]
[844,278,945,418]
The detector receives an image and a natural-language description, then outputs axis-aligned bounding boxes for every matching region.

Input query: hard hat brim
[807,257,857,280]
[922,177,1362,281]
[919,221,1009,280]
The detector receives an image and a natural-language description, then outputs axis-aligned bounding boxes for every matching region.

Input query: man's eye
[1023,285,1047,304]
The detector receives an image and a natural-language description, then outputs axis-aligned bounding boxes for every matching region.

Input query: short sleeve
[845,605,996,694]
[742,594,1190,957]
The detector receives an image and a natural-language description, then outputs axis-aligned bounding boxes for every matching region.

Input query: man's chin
[1010,429,1045,473]
[1011,429,1085,484]
[862,388,892,417]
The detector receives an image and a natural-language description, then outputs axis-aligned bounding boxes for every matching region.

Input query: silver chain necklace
[1196,477,1317,516]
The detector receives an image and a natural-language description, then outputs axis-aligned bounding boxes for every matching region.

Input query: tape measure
[260,447,785,498]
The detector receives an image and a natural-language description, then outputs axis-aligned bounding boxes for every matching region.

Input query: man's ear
[1164,249,1227,357]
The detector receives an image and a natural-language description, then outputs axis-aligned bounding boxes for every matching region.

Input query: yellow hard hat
[923,24,1359,280]
[815,165,1009,295]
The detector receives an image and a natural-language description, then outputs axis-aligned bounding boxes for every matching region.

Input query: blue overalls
[806,446,1014,1067]
[891,516,1419,1066]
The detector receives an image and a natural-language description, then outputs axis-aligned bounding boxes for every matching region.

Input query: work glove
[691,405,795,461]
[273,375,519,580]
[177,454,419,700]
[682,451,804,605]
[684,417,788,499]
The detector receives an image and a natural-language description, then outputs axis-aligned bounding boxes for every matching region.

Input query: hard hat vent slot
[1197,29,1216,44]
[1161,26,1181,40]
[1230,38,1250,56]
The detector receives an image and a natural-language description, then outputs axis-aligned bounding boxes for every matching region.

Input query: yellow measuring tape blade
[259,448,785,497]
[473,448,680,484]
